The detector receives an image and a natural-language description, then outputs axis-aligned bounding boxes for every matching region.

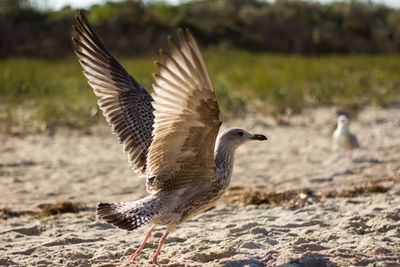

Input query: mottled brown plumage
[73,12,154,175]
[73,10,267,265]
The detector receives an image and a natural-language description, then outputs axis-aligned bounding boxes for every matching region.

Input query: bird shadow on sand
[220,258,265,267]
[274,253,338,267]
[352,157,383,164]
[0,160,38,168]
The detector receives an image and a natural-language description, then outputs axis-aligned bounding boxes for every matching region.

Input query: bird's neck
[215,139,235,186]
[338,123,348,132]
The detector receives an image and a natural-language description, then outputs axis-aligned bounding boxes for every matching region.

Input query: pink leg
[127,224,156,262]
[148,231,169,265]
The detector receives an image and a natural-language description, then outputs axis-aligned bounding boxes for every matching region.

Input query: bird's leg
[349,151,353,161]
[127,224,156,262]
[148,230,169,265]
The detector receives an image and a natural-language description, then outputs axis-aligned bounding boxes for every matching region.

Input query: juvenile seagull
[73,11,267,265]
[333,115,359,160]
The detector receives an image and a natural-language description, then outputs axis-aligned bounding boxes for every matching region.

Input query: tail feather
[97,196,161,231]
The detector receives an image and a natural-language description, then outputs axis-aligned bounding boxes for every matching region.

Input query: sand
[1,106,399,266]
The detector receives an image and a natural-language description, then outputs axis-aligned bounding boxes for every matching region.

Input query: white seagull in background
[72,10,267,265]
[333,115,360,160]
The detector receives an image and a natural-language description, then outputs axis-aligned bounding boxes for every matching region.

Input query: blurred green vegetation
[1,0,400,134]
[1,0,400,57]
[0,56,155,133]
[1,52,399,133]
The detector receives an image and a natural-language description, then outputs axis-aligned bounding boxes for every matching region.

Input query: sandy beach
[1,106,399,266]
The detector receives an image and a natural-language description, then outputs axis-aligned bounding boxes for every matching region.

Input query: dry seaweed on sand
[322,184,388,198]
[0,208,33,219]
[1,201,81,219]
[33,201,81,216]
[226,184,388,208]
[225,187,319,208]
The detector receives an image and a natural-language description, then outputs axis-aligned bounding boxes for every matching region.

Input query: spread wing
[146,29,222,191]
[72,11,154,175]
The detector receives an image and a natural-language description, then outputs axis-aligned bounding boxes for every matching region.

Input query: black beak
[251,134,267,141]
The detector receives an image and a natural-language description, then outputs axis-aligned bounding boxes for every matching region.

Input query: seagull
[72,11,267,265]
[333,115,359,160]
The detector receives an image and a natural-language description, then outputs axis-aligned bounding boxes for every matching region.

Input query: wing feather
[146,29,222,191]
[73,11,154,175]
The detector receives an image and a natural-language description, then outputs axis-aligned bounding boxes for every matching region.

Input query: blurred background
[1,0,400,134]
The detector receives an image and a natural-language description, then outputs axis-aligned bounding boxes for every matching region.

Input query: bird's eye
[238,132,244,137]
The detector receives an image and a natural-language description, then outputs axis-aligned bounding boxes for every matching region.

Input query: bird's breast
[152,182,226,227]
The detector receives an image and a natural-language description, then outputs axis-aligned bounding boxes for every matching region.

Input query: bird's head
[218,127,267,149]
[338,115,349,126]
